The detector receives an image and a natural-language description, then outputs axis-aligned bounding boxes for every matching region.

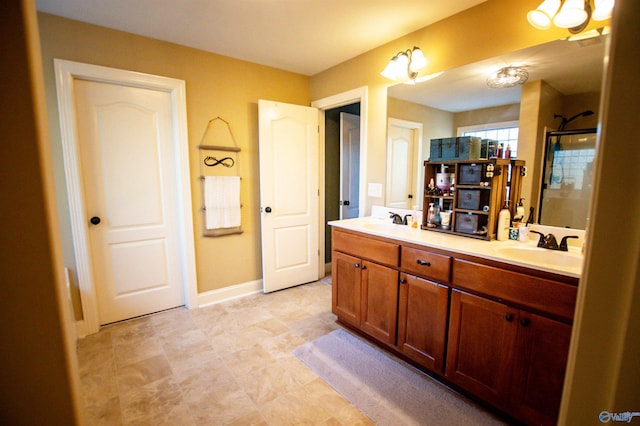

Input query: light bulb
[553,0,588,28]
[381,57,399,80]
[593,0,614,20]
[409,47,427,72]
[395,52,410,80]
[527,0,561,30]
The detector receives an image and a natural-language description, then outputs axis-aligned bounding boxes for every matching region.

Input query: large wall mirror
[386,35,607,229]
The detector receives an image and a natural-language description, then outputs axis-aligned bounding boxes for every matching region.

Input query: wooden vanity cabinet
[360,261,399,345]
[331,226,576,426]
[331,229,400,345]
[331,251,362,328]
[397,273,449,372]
[446,289,517,409]
[446,288,572,425]
[508,312,572,426]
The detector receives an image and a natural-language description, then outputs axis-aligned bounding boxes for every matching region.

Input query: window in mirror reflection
[458,121,519,158]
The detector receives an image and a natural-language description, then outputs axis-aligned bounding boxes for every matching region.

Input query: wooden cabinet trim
[401,246,451,283]
[452,259,577,322]
[332,229,400,268]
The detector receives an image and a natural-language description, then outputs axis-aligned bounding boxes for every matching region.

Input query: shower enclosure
[538,128,597,229]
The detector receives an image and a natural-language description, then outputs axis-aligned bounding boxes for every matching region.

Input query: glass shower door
[539,129,597,229]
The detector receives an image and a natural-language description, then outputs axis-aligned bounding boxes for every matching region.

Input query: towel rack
[198,116,243,238]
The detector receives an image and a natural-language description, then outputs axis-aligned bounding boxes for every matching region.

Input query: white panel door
[340,112,360,219]
[74,79,184,325]
[258,100,319,293]
[387,122,417,209]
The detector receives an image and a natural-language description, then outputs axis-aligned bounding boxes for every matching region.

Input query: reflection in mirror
[386,118,422,209]
[386,36,606,229]
[539,129,597,229]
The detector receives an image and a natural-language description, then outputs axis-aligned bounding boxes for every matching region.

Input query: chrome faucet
[389,212,404,224]
[530,231,579,251]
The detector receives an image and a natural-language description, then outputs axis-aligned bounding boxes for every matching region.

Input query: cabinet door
[397,274,449,372]
[360,260,399,345]
[509,313,572,426]
[331,251,362,328]
[446,289,517,408]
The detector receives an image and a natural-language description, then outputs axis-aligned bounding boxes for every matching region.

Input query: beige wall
[37,13,310,315]
[1,0,81,422]
[453,104,520,130]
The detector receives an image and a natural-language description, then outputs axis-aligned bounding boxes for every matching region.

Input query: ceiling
[388,34,607,112]
[35,0,487,76]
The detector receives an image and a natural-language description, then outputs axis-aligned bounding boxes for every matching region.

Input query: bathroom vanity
[329,216,581,426]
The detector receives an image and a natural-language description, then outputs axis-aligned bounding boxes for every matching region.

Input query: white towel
[204,176,241,229]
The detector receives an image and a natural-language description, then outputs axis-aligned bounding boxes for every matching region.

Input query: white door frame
[312,86,368,277]
[54,59,198,337]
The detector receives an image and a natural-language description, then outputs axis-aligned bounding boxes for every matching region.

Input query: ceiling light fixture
[486,66,529,89]
[527,0,614,34]
[381,46,427,82]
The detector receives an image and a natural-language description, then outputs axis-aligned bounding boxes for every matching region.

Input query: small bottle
[504,143,511,159]
[433,202,441,227]
[427,203,436,227]
[496,143,503,158]
[488,141,497,158]
[496,200,511,241]
[514,198,525,222]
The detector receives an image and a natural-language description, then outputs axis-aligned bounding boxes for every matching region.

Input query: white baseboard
[75,280,264,337]
[75,320,89,339]
[197,279,263,308]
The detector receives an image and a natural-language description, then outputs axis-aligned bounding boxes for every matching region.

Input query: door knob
[90,216,101,225]
[265,207,272,213]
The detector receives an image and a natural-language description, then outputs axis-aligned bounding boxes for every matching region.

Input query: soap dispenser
[496,200,511,241]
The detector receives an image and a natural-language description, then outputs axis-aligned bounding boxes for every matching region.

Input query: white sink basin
[494,246,583,269]
[361,222,414,233]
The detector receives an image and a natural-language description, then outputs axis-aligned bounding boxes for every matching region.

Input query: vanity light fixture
[381,46,427,82]
[486,66,529,89]
[527,0,614,34]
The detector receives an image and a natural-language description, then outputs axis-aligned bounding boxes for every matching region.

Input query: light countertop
[329,216,583,279]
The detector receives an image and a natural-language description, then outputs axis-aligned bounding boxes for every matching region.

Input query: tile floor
[77,277,500,425]
[78,277,375,425]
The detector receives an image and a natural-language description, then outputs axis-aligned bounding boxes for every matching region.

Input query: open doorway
[312,86,368,277]
[324,102,361,266]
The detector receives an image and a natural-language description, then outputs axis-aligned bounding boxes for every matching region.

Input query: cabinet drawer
[452,259,577,321]
[332,229,400,267]
[401,246,451,283]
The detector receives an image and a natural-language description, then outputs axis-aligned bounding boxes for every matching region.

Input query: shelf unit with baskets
[422,158,525,240]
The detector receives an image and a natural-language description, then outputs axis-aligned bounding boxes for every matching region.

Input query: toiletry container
[496,201,511,241]
[427,203,436,227]
[514,198,525,222]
